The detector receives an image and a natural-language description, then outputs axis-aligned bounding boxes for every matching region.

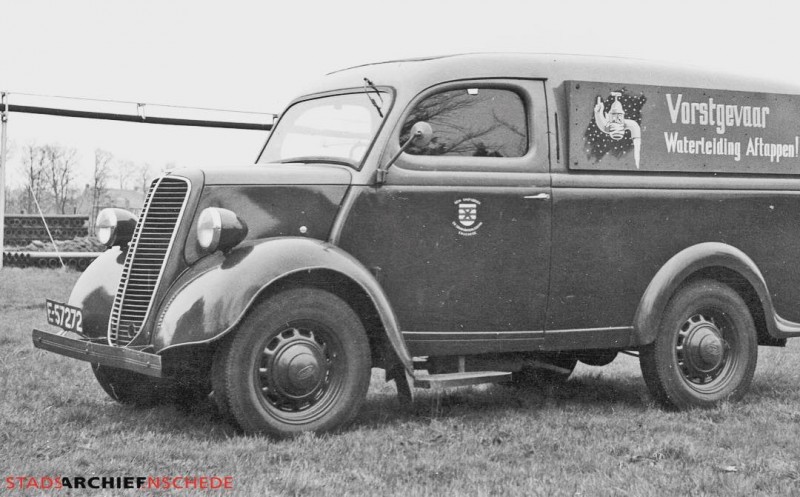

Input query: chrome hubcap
[676,314,729,384]
[258,327,332,412]
[273,340,324,397]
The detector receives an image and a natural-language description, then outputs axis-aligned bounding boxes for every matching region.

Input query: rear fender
[152,237,412,373]
[633,242,797,346]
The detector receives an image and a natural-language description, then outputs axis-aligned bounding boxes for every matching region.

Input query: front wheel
[92,364,170,406]
[213,288,372,437]
[640,279,757,409]
[93,364,211,407]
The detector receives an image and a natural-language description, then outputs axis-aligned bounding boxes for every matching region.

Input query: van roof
[299,53,800,97]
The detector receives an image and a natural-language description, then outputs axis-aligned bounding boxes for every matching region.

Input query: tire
[640,279,757,409]
[92,364,171,407]
[214,288,372,437]
[171,374,213,408]
[93,365,210,407]
[210,335,237,425]
[511,352,578,386]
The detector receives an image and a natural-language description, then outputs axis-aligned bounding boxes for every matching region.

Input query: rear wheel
[640,279,757,409]
[213,288,371,437]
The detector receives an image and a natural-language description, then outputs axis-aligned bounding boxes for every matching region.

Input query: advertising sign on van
[567,81,800,174]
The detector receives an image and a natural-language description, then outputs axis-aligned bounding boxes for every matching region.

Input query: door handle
[524,193,550,200]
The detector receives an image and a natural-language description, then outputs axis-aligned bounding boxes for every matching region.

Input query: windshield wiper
[277,157,354,168]
[363,78,384,118]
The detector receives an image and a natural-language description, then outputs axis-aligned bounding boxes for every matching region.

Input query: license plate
[46,299,84,335]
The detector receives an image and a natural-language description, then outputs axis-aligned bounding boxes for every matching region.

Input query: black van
[34,54,800,436]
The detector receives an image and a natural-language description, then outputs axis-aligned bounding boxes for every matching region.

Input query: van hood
[181,163,353,263]
[202,163,353,186]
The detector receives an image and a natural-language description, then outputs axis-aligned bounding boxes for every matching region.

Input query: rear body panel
[547,177,800,331]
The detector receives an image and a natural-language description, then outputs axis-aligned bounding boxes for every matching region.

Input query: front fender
[153,237,412,372]
[633,242,798,346]
[67,247,124,339]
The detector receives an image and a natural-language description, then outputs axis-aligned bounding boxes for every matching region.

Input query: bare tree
[43,144,79,214]
[117,160,136,190]
[18,143,48,214]
[91,149,114,232]
[137,162,152,192]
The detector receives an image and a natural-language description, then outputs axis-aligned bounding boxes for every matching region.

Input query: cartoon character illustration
[593,92,642,168]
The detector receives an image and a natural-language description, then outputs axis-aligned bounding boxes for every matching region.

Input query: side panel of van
[546,175,800,333]
[546,79,800,338]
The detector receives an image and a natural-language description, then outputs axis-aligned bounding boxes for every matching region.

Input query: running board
[413,371,512,389]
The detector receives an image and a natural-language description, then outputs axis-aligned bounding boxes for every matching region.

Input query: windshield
[258,91,392,167]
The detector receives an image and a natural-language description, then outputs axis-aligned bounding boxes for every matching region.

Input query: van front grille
[108,176,190,346]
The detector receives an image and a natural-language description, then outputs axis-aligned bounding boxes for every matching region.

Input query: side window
[400,88,528,157]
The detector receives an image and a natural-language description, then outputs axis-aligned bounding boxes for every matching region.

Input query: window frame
[256,87,396,171]
[390,79,539,174]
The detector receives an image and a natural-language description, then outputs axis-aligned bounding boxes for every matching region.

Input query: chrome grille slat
[108,176,190,346]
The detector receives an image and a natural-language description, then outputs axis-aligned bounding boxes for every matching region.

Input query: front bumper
[32,328,163,378]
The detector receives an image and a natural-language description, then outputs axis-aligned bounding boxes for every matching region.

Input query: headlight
[197,207,248,253]
[95,208,137,247]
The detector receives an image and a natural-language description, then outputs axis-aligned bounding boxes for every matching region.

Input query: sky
[1,0,799,189]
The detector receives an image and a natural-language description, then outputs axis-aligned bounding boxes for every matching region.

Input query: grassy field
[4,268,800,496]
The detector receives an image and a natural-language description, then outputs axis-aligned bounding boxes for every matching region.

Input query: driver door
[338,80,551,356]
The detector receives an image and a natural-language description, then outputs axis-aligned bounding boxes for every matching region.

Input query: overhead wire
[5,91,278,117]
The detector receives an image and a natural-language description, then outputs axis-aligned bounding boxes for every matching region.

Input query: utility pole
[0,92,7,269]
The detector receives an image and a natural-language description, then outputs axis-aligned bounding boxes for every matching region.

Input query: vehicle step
[413,371,512,389]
